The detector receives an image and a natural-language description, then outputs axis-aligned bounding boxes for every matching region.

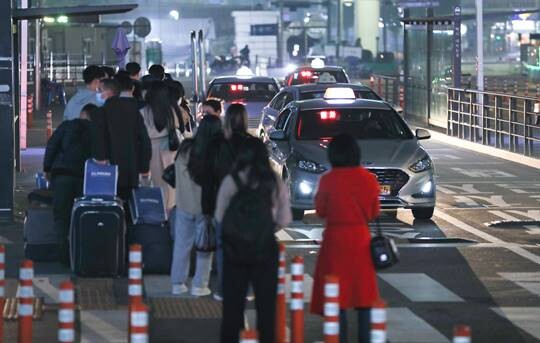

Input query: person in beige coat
[140,81,183,210]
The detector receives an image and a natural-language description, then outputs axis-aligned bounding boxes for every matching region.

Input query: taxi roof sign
[324,87,355,100]
[311,58,325,69]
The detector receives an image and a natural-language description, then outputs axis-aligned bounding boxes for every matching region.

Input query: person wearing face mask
[63,65,106,121]
[92,78,152,204]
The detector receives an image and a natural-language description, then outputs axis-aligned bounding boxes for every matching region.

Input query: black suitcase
[24,189,59,261]
[129,223,172,274]
[70,197,126,277]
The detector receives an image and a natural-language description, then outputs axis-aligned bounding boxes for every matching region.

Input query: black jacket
[43,119,94,178]
[93,96,152,189]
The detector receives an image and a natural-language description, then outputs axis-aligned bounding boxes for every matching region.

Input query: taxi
[206,75,280,134]
[258,82,382,139]
[266,87,436,220]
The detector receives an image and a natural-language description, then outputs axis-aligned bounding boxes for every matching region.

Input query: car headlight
[409,156,432,173]
[297,160,326,173]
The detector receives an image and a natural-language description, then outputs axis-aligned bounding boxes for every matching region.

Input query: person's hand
[140,172,152,187]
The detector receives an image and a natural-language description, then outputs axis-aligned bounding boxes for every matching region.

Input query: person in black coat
[92,79,152,203]
[43,103,98,265]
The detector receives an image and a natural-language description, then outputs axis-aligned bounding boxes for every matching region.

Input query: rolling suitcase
[69,160,125,277]
[129,187,172,274]
[70,197,126,277]
[24,189,59,261]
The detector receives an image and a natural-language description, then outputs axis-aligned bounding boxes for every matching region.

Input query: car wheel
[292,208,305,221]
[412,207,434,220]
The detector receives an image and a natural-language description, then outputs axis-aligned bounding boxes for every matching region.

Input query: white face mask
[96,92,106,106]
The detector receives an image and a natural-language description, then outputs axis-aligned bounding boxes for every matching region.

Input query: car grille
[367,169,409,196]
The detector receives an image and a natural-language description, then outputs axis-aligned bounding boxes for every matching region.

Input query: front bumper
[289,167,436,210]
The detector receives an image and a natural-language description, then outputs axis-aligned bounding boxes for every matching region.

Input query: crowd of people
[43,63,381,343]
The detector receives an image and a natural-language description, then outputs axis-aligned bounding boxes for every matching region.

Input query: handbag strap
[376,217,382,237]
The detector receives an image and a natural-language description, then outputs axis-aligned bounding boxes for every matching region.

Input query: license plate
[380,185,391,195]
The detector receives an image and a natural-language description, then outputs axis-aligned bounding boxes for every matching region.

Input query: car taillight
[320,110,337,120]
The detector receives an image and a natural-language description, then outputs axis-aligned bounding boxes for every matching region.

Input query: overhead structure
[354,0,380,54]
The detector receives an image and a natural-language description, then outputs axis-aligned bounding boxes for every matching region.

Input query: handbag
[167,112,180,151]
[370,218,399,270]
[162,164,175,188]
[195,215,217,252]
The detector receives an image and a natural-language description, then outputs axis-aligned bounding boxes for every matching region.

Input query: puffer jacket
[43,119,94,177]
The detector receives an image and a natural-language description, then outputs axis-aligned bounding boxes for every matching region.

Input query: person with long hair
[166,80,193,134]
[213,103,251,301]
[310,134,380,343]
[140,81,179,210]
[215,137,292,343]
[170,115,223,296]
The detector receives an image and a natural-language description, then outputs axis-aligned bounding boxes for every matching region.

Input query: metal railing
[370,74,400,106]
[447,88,540,158]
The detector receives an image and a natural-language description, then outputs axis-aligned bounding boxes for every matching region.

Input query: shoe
[213,293,223,302]
[172,284,188,295]
[191,287,212,297]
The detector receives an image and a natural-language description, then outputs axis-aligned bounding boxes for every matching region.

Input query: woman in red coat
[310,134,380,343]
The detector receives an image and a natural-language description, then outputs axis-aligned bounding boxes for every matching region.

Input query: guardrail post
[18,260,33,343]
[323,275,339,343]
[0,245,4,343]
[275,244,286,343]
[290,256,304,343]
[58,281,75,343]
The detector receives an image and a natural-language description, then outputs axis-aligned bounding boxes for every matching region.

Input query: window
[296,109,413,140]
[270,92,287,110]
[207,82,279,102]
[275,109,292,131]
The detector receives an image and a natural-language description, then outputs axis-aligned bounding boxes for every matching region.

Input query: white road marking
[33,275,66,304]
[387,308,450,343]
[453,195,518,208]
[524,226,540,234]
[498,273,540,298]
[80,310,127,343]
[489,210,520,221]
[437,184,491,195]
[379,273,464,302]
[492,307,540,340]
[451,168,515,178]
[489,210,540,235]
[434,209,540,265]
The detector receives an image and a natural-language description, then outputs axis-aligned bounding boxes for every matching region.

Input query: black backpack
[221,173,277,265]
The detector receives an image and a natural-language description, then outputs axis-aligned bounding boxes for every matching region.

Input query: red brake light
[230,84,244,91]
[320,110,337,120]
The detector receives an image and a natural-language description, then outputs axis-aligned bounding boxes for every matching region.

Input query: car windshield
[296,108,413,140]
[299,90,381,101]
[289,70,348,85]
[207,82,279,102]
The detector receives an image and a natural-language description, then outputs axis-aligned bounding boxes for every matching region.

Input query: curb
[426,129,540,170]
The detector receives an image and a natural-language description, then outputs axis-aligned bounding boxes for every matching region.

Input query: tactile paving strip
[76,278,117,310]
[149,297,222,319]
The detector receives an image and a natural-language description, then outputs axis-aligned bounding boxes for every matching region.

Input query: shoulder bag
[370,218,399,269]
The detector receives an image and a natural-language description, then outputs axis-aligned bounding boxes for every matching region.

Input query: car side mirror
[416,128,431,140]
[269,130,287,141]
